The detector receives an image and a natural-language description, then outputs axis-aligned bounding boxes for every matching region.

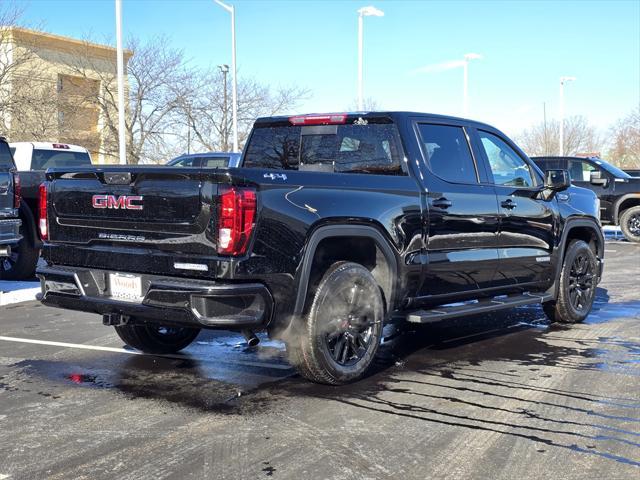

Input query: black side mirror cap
[544,169,571,191]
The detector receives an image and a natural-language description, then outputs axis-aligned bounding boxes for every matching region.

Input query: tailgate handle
[103,172,132,185]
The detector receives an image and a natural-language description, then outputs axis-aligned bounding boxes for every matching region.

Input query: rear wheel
[114,322,200,354]
[619,206,640,243]
[543,240,597,324]
[286,261,384,385]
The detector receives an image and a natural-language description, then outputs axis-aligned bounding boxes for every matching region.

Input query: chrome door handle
[431,197,453,209]
[501,199,517,210]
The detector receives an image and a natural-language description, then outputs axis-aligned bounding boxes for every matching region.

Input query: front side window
[478,131,535,187]
[417,124,477,184]
[568,159,599,182]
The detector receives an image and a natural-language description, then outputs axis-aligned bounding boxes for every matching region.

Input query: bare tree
[606,108,640,169]
[179,69,309,153]
[517,115,603,157]
[69,36,193,164]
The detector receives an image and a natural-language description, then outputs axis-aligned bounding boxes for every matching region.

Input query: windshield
[591,158,632,179]
[32,149,91,170]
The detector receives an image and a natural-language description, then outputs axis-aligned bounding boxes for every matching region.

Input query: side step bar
[406,292,553,324]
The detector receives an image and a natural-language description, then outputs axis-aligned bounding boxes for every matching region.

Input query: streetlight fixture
[357,5,384,111]
[214,0,239,153]
[218,64,229,152]
[559,76,576,156]
[462,53,482,117]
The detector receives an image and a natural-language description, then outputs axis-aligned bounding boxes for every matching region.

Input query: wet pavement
[0,238,638,479]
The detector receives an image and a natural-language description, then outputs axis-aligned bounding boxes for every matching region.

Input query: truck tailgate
[43,167,235,274]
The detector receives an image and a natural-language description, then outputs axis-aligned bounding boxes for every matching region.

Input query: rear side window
[32,149,91,170]
[243,122,404,175]
[417,124,477,184]
[0,142,14,168]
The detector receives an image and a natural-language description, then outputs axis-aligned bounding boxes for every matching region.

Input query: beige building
[0,27,131,164]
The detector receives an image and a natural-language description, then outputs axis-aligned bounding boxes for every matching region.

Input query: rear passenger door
[473,129,555,288]
[415,122,500,299]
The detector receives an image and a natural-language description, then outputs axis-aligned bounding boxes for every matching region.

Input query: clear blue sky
[22,0,640,135]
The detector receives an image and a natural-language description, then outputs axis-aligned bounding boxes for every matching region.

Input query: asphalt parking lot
[0,237,638,480]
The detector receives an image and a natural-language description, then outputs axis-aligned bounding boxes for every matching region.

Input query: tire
[619,206,640,243]
[0,221,39,280]
[114,322,200,354]
[286,261,385,385]
[543,240,597,324]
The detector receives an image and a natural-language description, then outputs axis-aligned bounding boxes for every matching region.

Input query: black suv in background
[0,138,22,260]
[38,112,604,385]
[532,156,640,242]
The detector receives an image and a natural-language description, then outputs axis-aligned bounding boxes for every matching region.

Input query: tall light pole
[214,1,238,153]
[115,0,126,164]
[462,53,482,117]
[357,5,384,111]
[559,76,576,156]
[219,64,229,151]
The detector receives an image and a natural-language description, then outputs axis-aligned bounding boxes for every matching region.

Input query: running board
[406,292,553,324]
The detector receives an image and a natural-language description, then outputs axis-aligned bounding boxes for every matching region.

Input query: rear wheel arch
[293,224,398,317]
[614,194,640,224]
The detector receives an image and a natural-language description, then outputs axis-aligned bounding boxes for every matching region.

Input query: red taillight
[217,186,256,256]
[13,172,21,209]
[289,113,348,126]
[39,182,48,240]
[52,143,70,149]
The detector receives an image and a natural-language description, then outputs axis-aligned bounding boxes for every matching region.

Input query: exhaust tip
[242,329,260,347]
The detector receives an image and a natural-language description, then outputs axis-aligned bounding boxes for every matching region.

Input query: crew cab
[1,142,92,279]
[0,137,21,259]
[532,156,640,242]
[37,112,604,384]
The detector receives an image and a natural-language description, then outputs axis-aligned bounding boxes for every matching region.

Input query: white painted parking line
[0,474,10,480]
[605,249,617,253]
[0,335,292,370]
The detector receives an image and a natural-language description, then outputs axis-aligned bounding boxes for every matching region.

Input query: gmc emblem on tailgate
[92,195,144,210]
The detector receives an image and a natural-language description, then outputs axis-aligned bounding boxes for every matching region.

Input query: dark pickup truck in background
[0,137,21,260]
[37,112,604,384]
[1,142,92,280]
[532,156,640,242]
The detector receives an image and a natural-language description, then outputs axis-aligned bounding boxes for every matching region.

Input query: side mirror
[544,169,571,191]
[590,170,608,187]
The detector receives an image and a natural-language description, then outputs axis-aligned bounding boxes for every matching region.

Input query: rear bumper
[0,218,21,247]
[36,266,273,330]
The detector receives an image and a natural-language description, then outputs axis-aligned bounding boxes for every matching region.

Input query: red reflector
[217,186,256,256]
[52,143,70,149]
[39,182,48,240]
[289,114,348,126]
[13,172,21,209]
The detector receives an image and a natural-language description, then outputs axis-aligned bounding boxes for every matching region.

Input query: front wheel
[543,240,597,324]
[114,322,200,354]
[286,261,385,385]
[619,206,640,243]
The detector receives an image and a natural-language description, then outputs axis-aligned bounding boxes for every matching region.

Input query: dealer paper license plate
[109,273,142,301]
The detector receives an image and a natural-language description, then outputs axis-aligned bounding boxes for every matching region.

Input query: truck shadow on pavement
[267,287,640,469]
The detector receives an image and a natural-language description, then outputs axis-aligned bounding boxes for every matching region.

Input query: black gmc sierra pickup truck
[0,137,21,260]
[532,156,640,242]
[37,112,604,384]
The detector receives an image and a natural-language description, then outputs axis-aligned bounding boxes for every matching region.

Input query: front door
[475,129,555,288]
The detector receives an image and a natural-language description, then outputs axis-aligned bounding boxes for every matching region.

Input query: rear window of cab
[243,121,405,175]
